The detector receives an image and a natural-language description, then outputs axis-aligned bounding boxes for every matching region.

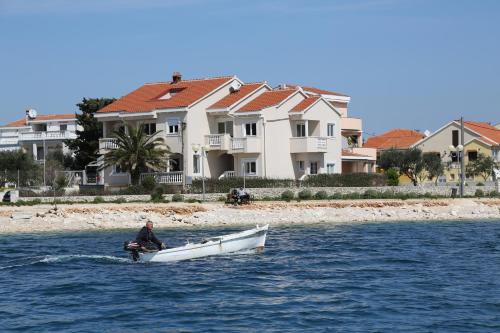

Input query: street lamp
[449,144,464,197]
[192,144,210,201]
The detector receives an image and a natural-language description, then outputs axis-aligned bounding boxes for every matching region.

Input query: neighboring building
[0,110,79,161]
[412,120,500,182]
[93,73,375,187]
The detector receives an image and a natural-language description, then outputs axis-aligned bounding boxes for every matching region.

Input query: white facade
[0,111,80,160]
[94,75,372,187]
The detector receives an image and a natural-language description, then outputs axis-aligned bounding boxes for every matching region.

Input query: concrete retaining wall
[18,185,498,203]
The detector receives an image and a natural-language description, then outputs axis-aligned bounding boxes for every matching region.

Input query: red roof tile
[207,83,265,109]
[236,89,298,112]
[285,84,349,97]
[463,121,500,145]
[364,129,425,150]
[290,96,320,112]
[98,76,233,113]
[4,114,76,127]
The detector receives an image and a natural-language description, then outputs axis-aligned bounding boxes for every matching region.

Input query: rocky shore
[1,198,499,234]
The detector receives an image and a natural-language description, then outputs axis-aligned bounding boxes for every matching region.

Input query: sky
[0,0,499,137]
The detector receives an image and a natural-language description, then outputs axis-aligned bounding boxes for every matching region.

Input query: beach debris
[11,213,32,220]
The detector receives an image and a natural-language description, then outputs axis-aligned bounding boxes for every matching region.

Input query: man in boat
[135,221,166,252]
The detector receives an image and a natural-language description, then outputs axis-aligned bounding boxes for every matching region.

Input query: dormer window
[158,88,185,100]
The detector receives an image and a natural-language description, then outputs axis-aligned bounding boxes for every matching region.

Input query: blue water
[1,220,500,332]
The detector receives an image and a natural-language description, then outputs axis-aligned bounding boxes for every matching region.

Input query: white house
[0,110,79,160]
[93,73,375,187]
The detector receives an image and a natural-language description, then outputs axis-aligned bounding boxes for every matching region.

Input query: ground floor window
[467,151,477,161]
[193,155,200,174]
[243,160,256,175]
[168,158,181,172]
[326,163,335,174]
[114,164,126,174]
[298,160,305,171]
[310,162,318,175]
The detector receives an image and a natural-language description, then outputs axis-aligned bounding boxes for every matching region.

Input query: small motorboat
[124,224,269,262]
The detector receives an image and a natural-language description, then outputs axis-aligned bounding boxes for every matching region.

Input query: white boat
[130,224,269,263]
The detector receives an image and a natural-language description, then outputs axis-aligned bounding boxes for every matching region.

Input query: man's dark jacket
[135,227,162,249]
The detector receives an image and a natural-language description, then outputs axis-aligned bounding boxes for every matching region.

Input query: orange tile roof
[98,76,233,113]
[207,83,264,109]
[285,84,349,97]
[290,96,320,112]
[364,129,425,150]
[4,114,76,127]
[236,89,298,112]
[463,121,500,145]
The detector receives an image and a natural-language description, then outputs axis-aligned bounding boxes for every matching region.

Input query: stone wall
[18,184,497,203]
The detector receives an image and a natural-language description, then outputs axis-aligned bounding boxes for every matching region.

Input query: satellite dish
[27,109,37,119]
[424,129,430,137]
[229,81,242,92]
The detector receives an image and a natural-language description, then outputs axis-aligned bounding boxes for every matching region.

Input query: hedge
[302,173,387,187]
[190,177,296,194]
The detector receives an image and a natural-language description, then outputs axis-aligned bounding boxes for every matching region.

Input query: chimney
[172,71,182,84]
[25,109,30,125]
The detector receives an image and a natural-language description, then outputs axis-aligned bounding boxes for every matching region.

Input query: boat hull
[138,224,269,263]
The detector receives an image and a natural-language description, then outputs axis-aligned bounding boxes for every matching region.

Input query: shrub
[298,189,312,200]
[474,189,484,197]
[314,190,329,200]
[54,174,69,190]
[151,187,164,202]
[141,176,156,192]
[489,190,499,198]
[93,196,105,204]
[217,196,226,202]
[330,192,342,200]
[303,173,387,187]
[185,198,201,203]
[281,190,295,202]
[190,177,296,194]
[113,197,127,204]
[345,192,361,200]
[381,190,395,199]
[363,189,379,199]
[476,182,484,186]
[385,168,399,186]
[172,193,184,202]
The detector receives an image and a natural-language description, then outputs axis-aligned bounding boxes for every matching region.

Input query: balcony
[229,137,261,154]
[205,134,231,151]
[99,138,118,153]
[19,131,77,141]
[141,172,183,185]
[290,136,329,153]
[341,117,362,134]
[0,138,19,145]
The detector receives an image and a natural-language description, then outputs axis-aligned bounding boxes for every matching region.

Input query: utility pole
[460,117,465,197]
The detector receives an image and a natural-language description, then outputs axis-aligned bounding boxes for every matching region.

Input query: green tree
[102,124,169,185]
[65,97,115,170]
[0,150,41,186]
[466,153,498,181]
[385,168,399,186]
[422,152,444,184]
[379,148,424,186]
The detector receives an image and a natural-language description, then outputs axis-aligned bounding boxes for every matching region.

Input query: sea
[1,220,500,332]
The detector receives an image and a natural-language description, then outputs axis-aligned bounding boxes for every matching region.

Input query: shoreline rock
[0,198,498,235]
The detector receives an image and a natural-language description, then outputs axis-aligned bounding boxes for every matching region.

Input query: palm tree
[102,123,170,185]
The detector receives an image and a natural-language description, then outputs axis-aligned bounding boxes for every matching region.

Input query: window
[467,151,477,161]
[452,130,459,147]
[298,160,305,171]
[114,164,126,174]
[218,121,234,137]
[142,123,156,135]
[296,123,306,137]
[59,124,67,131]
[167,119,180,134]
[327,163,335,174]
[327,123,335,137]
[169,158,181,172]
[243,160,256,175]
[310,162,318,175]
[244,123,257,136]
[193,155,200,174]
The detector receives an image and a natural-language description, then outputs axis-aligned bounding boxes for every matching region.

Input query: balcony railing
[290,136,329,153]
[141,172,183,184]
[205,134,231,150]
[19,130,77,141]
[99,138,119,151]
[218,170,235,179]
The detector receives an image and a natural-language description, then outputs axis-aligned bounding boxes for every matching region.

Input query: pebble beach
[1,198,499,234]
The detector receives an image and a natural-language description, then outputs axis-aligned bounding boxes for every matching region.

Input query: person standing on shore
[135,221,166,251]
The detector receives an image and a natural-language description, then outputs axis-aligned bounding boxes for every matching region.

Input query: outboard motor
[123,241,141,261]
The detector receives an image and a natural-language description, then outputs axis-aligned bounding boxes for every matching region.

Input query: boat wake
[0,254,132,270]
